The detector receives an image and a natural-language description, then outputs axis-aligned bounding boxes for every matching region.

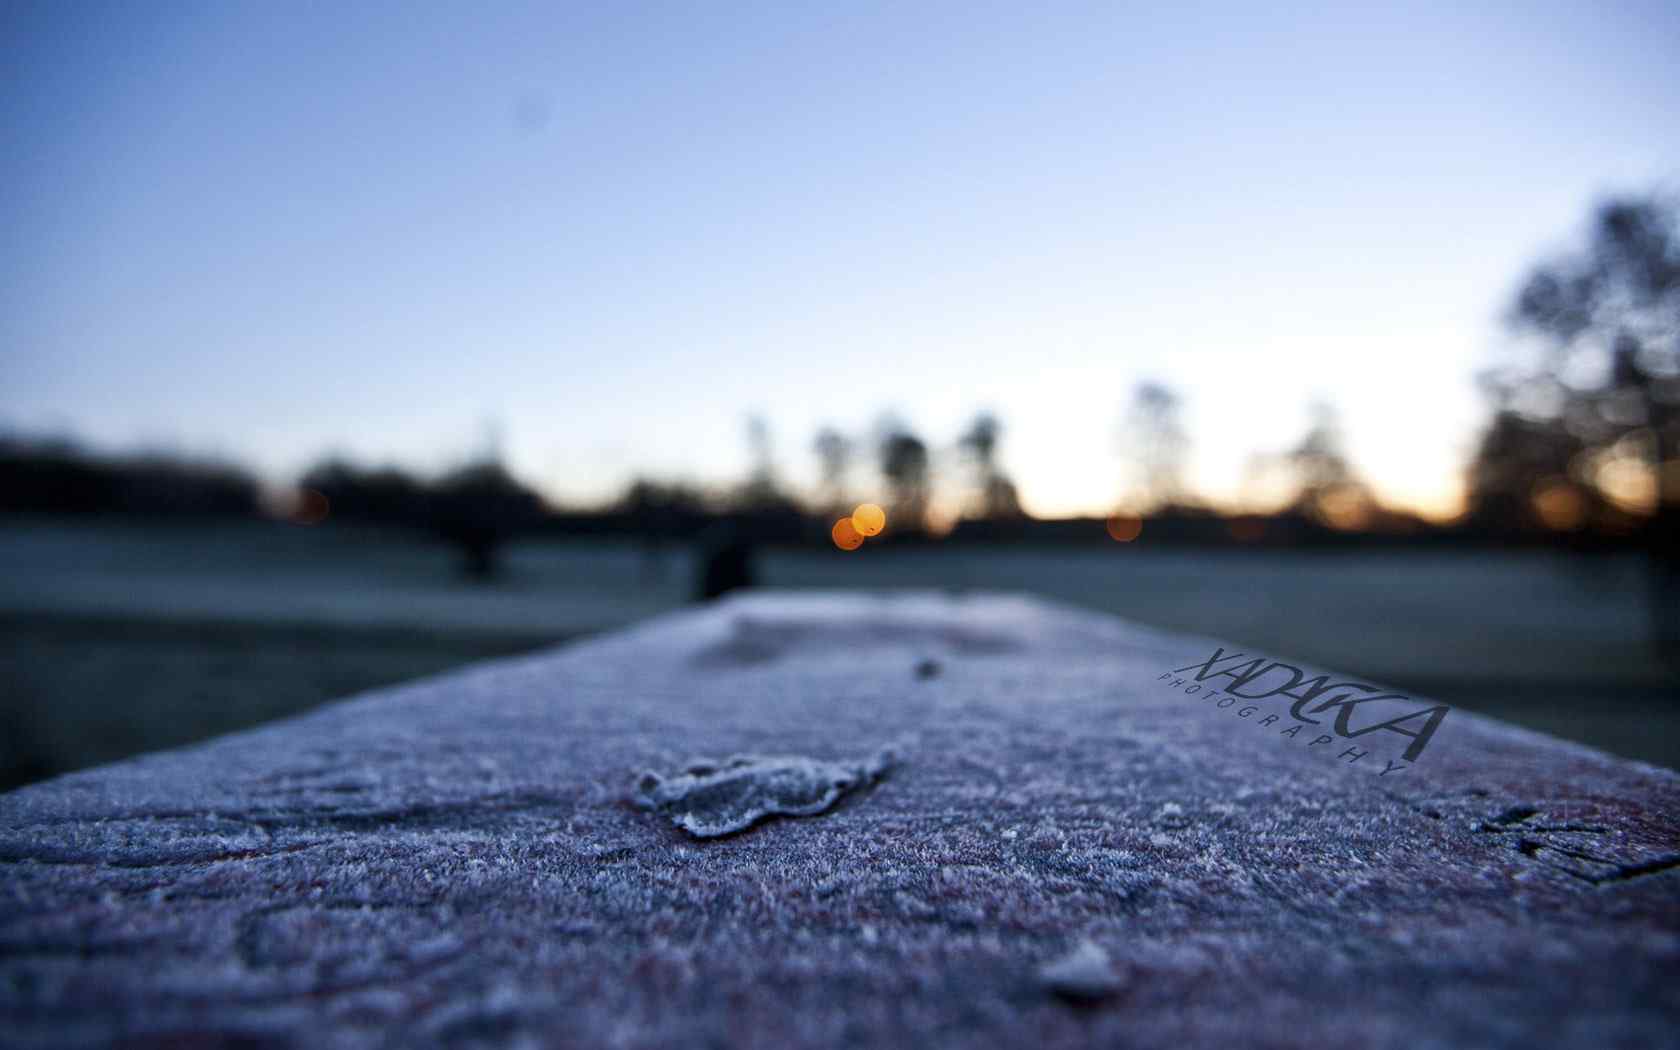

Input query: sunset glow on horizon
[4,4,1677,524]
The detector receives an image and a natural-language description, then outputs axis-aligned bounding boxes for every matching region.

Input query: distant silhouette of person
[696,522,755,600]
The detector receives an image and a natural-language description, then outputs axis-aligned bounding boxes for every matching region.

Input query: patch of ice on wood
[632,750,894,838]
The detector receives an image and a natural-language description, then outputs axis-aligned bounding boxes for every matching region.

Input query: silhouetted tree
[299,459,429,524]
[876,418,930,534]
[1119,381,1188,512]
[728,415,803,539]
[735,414,782,510]
[1285,402,1374,529]
[430,459,546,581]
[615,477,706,582]
[812,426,854,512]
[619,478,709,529]
[1464,410,1606,532]
[1476,192,1680,656]
[958,411,1021,520]
[0,436,257,517]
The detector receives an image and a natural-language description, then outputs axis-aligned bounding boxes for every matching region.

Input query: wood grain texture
[2,592,1676,1048]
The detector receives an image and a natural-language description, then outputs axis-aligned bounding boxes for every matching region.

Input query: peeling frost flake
[1039,939,1122,1002]
[633,751,894,838]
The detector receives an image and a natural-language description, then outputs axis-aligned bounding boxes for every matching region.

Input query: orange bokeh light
[831,517,864,551]
[851,502,886,537]
[1105,513,1142,542]
[1532,478,1584,531]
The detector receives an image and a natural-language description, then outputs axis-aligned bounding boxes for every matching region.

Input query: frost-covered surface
[1,591,1676,1048]
[634,752,895,837]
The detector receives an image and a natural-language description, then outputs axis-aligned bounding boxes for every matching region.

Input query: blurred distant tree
[0,436,256,517]
[1285,402,1374,530]
[876,418,930,534]
[298,451,547,580]
[728,416,803,542]
[619,478,709,525]
[1473,193,1680,656]
[299,459,429,524]
[1119,382,1189,513]
[119,454,257,516]
[812,426,854,512]
[430,459,547,580]
[735,415,788,511]
[1464,410,1608,532]
[958,412,1022,520]
[1473,196,1679,526]
[619,477,707,582]
[0,437,113,514]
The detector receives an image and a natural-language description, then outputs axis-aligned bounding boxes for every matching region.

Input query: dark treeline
[0,419,1663,556]
[0,438,550,580]
[4,191,1675,571]
[0,437,257,518]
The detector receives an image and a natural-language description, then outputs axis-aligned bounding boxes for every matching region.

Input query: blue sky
[4,1,1679,518]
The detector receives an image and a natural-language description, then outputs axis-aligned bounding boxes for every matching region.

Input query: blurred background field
[3,515,1672,789]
